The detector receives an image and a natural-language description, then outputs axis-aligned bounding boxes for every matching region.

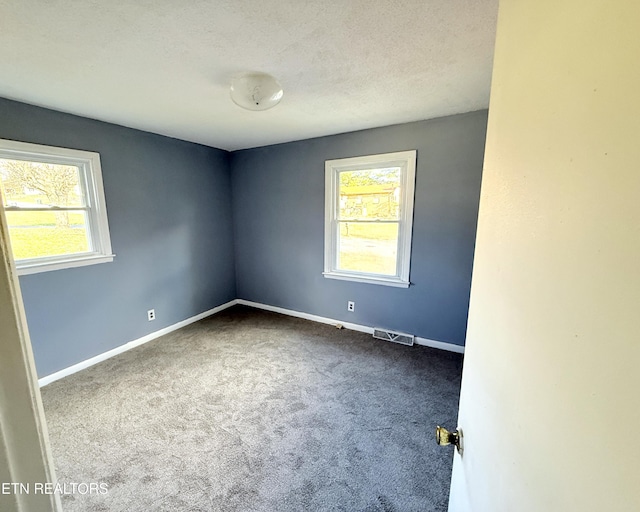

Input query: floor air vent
[373,328,414,346]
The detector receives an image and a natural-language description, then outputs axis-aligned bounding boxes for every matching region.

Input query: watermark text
[1,482,108,495]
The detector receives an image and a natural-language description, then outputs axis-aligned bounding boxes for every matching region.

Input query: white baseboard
[38,299,239,387]
[39,297,464,386]
[414,336,465,353]
[236,299,465,354]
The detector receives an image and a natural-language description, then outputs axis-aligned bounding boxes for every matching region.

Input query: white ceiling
[0,0,498,151]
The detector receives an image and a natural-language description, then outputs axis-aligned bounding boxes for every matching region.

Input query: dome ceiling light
[230,72,283,111]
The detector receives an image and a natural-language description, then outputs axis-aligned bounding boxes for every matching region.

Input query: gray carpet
[41,306,463,511]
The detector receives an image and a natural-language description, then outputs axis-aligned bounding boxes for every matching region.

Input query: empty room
[1,1,639,512]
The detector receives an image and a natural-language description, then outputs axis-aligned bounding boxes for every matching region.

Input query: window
[324,150,416,287]
[0,139,114,275]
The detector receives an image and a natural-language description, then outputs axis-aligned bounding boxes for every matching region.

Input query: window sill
[322,271,410,288]
[16,254,115,276]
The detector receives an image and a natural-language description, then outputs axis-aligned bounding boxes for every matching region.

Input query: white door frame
[0,199,61,510]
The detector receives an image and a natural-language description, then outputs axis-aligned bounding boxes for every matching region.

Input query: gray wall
[1,98,485,377]
[230,111,487,346]
[0,98,236,377]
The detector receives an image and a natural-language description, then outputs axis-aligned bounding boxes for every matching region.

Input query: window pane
[337,221,398,276]
[338,167,401,221]
[7,210,90,260]
[0,158,86,207]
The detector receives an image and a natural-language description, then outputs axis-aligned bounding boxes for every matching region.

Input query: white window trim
[0,139,114,275]
[323,150,416,287]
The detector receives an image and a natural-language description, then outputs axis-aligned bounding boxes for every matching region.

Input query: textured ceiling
[0,0,498,151]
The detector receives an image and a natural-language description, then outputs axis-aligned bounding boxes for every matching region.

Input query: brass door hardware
[435,426,463,454]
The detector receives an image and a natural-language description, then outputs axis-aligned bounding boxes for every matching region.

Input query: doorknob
[436,426,463,454]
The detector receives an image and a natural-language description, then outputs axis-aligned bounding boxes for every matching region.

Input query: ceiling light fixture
[230,72,283,111]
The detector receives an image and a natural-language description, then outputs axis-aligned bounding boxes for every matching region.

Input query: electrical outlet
[347,301,355,312]
[147,309,155,321]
